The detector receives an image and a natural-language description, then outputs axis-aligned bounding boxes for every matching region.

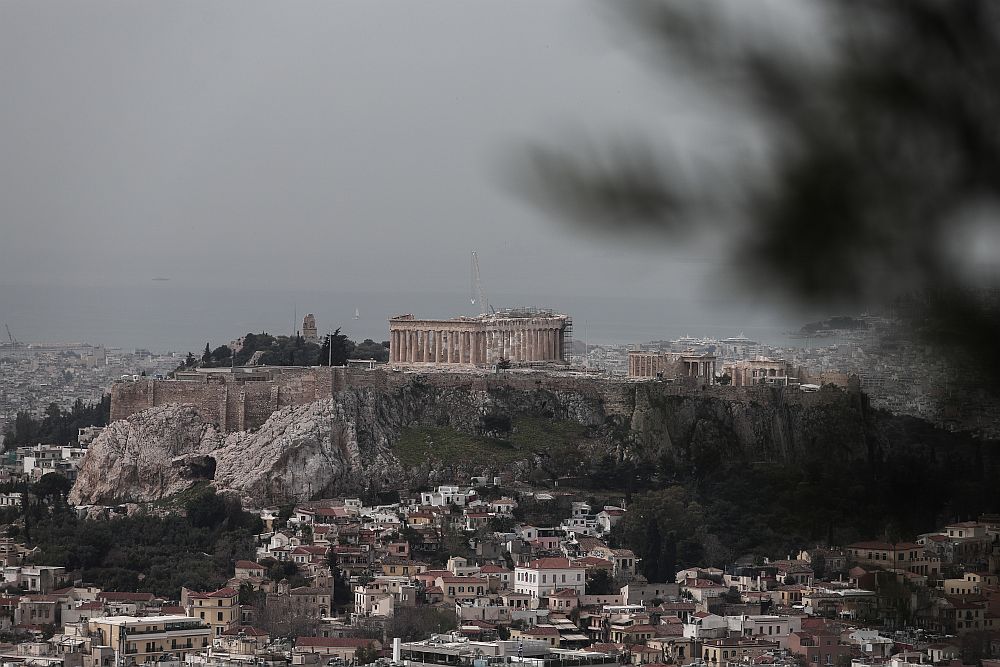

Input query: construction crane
[470,251,488,315]
[4,324,15,345]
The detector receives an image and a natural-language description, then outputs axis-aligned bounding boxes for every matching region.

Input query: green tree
[185,488,227,529]
[202,343,212,365]
[317,329,353,366]
[354,643,379,666]
[33,472,72,504]
[587,568,614,595]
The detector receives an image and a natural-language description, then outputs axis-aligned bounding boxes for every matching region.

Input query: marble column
[458,330,466,364]
[434,330,442,362]
[422,331,429,362]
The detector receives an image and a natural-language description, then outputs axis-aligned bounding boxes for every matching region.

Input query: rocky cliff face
[69,404,222,505]
[71,376,879,506]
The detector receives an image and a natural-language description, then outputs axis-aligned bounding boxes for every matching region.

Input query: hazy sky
[0,2,813,348]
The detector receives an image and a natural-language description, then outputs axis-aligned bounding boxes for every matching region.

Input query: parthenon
[388,310,570,366]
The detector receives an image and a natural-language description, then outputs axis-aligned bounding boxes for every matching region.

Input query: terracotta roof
[526,557,579,570]
[189,587,237,599]
[625,624,656,633]
[438,576,487,584]
[316,507,349,517]
[292,546,329,555]
[848,541,922,551]
[523,626,560,636]
[235,560,264,569]
[548,589,578,598]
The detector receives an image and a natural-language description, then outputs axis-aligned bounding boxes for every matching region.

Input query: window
[217,612,223,621]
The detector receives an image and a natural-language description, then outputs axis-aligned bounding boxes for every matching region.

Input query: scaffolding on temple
[562,317,573,363]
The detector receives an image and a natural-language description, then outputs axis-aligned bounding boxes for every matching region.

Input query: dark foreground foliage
[14,487,260,597]
[3,396,111,449]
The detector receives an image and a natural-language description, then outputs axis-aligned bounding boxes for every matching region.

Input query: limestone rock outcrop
[68,404,221,505]
[71,374,892,507]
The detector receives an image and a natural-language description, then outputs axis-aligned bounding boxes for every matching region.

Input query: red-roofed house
[513,624,562,647]
[435,576,488,604]
[234,561,266,580]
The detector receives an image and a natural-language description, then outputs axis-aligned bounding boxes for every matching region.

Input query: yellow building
[182,587,238,636]
[381,561,428,577]
[88,615,211,664]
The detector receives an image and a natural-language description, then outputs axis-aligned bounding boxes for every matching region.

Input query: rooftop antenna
[470,251,488,315]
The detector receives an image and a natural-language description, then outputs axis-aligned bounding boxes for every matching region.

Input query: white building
[726,614,802,643]
[420,486,473,507]
[514,558,586,599]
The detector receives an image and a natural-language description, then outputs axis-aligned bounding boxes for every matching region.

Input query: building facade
[388,310,570,366]
[87,615,211,664]
[627,350,718,382]
[723,358,792,386]
[514,558,586,599]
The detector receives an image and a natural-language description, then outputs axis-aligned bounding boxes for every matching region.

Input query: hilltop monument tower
[302,313,319,343]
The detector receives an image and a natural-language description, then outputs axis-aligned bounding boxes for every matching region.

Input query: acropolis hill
[110,365,842,433]
[84,364,988,505]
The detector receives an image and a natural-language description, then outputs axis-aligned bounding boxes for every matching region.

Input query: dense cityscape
[3,2,1000,667]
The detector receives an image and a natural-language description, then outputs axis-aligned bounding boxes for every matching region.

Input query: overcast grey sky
[0,1,813,348]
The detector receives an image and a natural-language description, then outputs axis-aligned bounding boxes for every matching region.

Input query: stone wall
[110,367,846,432]
[110,368,335,432]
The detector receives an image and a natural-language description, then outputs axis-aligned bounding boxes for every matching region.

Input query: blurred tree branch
[519,0,1000,391]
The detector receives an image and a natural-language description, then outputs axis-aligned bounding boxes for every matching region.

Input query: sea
[0,283,820,354]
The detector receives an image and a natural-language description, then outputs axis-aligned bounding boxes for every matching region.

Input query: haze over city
[0,2,816,351]
[1,4,998,667]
